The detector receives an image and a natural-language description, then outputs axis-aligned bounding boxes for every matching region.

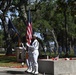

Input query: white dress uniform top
[26,34,39,74]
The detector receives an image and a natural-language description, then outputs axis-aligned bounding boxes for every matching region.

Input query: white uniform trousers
[32,50,39,72]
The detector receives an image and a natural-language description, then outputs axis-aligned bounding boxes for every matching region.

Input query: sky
[0,18,1,29]
[29,0,40,4]
[0,10,2,30]
[29,0,40,2]
[0,26,1,30]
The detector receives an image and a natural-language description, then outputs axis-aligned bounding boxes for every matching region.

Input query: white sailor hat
[33,34,37,37]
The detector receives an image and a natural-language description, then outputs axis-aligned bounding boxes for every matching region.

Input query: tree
[0,30,4,47]
[0,0,76,56]
[0,0,27,55]
[55,0,76,56]
[32,0,59,50]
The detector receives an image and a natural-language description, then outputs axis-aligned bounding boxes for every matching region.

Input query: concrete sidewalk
[0,67,27,72]
[0,67,28,75]
[0,67,44,75]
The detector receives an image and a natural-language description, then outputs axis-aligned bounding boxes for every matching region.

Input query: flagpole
[26,1,32,44]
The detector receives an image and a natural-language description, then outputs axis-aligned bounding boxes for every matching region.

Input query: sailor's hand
[26,43,30,47]
[23,47,26,50]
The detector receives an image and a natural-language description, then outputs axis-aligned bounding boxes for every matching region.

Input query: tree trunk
[1,16,12,55]
[6,39,12,55]
[19,4,27,23]
[1,0,13,55]
[51,29,59,51]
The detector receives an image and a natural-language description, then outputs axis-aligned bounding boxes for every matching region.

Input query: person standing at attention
[26,34,39,74]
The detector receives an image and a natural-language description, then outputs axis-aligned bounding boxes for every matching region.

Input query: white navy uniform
[27,47,33,72]
[26,35,39,74]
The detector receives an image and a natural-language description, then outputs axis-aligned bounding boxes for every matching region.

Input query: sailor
[26,34,39,74]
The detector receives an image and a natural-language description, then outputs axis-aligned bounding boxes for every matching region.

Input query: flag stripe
[26,8,32,44]
[26,12,32,44]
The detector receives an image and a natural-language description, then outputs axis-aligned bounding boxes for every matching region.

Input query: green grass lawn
[0,54,27,67]
[0,54,16,63]
[0,49,75,67]
[41,49,75,58]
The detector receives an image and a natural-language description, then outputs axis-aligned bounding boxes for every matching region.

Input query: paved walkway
[0,67,27,75]
[0,67,45,75]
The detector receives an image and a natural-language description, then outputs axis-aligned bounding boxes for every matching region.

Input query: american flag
[26,8,32,44]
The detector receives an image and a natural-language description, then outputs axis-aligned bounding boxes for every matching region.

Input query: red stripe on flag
[26,22,32,44]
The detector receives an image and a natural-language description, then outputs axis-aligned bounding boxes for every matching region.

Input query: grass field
[0,54,27,67]
[41,49,75,58]
[0,49,75,67]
